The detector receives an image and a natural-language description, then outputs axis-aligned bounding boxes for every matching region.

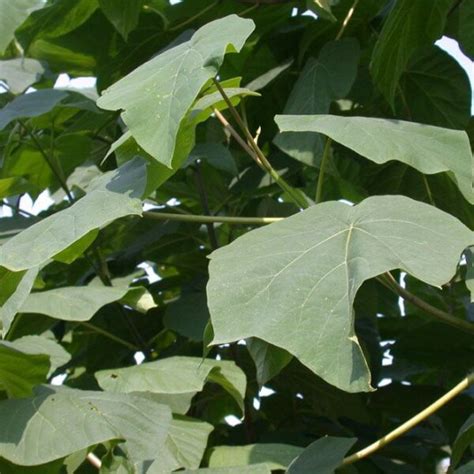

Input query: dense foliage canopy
[0,0,473,472]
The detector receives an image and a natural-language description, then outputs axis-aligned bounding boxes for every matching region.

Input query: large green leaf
[0,340,50,398]
[0,385,171,466]
[183,466,271,474]
[286,436,356,473]
[207,196,472,392]
[19,286,149,321]
[0,0,44,53]
[208,443,303,470]
[275,114,473,204]
[0,158,146,272]
[0,58,45,94]
[0,89,68,130]
[99,0,143,40]
[0,267,39,335]
[96,356,246,412]
[274,38,359,166]
[371,0,452,105]
[96,14,254,167]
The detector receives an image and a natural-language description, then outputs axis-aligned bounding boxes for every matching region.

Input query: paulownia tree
[0,0,473,472]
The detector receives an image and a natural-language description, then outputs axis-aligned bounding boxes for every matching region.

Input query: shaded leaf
[274,39,360,167]
[371,0,452,105]
[287,436,356,473]
[97,14,254,167]
[450,414,474,472]
[207,196,472,392]
[0,340,50,397]
[275,114,473,204]
[99,0,143,40]
[459,0,474,58]
[0,89,68,130]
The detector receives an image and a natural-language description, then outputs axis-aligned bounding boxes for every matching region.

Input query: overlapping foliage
[0,0,473,472]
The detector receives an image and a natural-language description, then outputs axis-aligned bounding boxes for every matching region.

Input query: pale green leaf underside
[0,58,45,94]
[97,14,255,167]
[96,356,246,412]
[183,466,271,474]
[275,114,473,203]
[0,158,146,272]
[19,286,144,321]
[0,386,171,466]
[287,436,356,473]
[208,195,472,392]
[209,443,303,470]
[0,0,44,53]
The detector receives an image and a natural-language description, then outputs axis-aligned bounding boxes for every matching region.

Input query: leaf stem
[342,373,474,466]
[212,79,308,209]
[380,273,474,335]
[335,0,360,40]
[315,138,332,203]
[17,120,75,203]
[143,211,283,225]
[79,322,139,351]
[169,0,220,31]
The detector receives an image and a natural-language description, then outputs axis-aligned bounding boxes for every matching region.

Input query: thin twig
[143,211,282,225]
[0,199,34,217]
[212,80,308,209]
[315,138,332,203]
[381,273,474,335]
[80,322,139,351]
[17,120,75,202]
[169,0,219,31]
[342,373,474,466]
[335,0,360,40]
[193,161,219,250]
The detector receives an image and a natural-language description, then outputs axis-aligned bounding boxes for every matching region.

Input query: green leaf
[0,340,50,397]
[164,416,214,470]
[275,114,474,204]
[287,436,356,473]
[0,89,68,130]
[6,335,70,377]
[371,0,452,105]
[400,46,472,129]
[246,338,292,386]
[208,443,303,470]
[455,461,474,474]
[96,356,246,412]
[19,286,147,321]
[0,0,44,53]
[245,58,293,92]
[0,58,45,94]
[464,247,474,301]
[450,414,474,472]
[96,14,255,167]
[0,158,146,272]
[274,39,360,167]
[207,195,472,392]
[459,0,474,58]
[305,0,337,21]
[0,385,172,466]
[0,177,34,200]
[0,267,39,335]
[99,0,143,40]
[184,466,270,474]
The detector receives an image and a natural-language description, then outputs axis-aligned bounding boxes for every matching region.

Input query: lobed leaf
[207,195,472,392]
